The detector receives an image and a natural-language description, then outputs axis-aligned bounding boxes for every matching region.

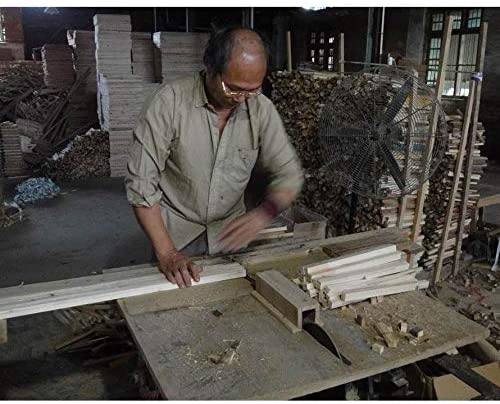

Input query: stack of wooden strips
[97,74,145,177]
[41,44,75,89]
[0,121,29,177]
[132,32,156,83]
[93,14,132,77]
[152,32,208,83]
[297,244,428,308]
[67,30,97,94]
[0,262,246,320]
[420,114,488,270]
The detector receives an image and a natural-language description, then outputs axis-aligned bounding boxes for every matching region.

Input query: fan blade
[382,76,414,125]
[323,127,366,138]
[378,142,406,191]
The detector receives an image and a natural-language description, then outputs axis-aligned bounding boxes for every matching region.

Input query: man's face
[210,54,267,109]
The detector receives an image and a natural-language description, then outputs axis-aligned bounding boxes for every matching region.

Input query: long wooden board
[0,262,246,320]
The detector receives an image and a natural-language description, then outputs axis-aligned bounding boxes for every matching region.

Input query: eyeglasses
[221,79,261,98]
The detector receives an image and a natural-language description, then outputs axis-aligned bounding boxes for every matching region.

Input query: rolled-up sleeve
[257,99,304,197]
[125,88,174,207]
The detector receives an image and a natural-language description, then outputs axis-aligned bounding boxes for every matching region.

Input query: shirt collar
[193,71,249,111]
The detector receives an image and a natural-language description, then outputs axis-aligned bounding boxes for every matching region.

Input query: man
[125,27,304,288]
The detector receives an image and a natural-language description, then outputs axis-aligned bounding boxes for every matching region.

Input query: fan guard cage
[318,66,448,199]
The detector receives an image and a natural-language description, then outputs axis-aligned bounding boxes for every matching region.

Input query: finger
[219,215,250,241]
[180,265,192,287]
[189,263,202,282]
[223,226,253,252]
[174,270,186,288]
[164,271,176,284]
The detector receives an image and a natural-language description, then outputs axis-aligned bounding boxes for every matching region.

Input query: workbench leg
[0,319,7,344]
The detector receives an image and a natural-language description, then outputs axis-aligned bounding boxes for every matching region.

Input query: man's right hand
[156,250,203,288]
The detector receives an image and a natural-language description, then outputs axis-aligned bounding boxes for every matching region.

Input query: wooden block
[255,270,320,330]
[355,314,366,327]
[375,322,399,348]
[371,343,385,354]
[376,296,384,303]
[0,319,6,344]
[410,326,424,338]
[341,280,429,302]
[398,321,408,333]
[370,297,378,305]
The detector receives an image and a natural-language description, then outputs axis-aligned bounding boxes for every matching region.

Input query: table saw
[117,228,489,399]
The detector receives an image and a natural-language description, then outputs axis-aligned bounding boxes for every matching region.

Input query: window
[0,12,6,42]
[425,8,482,97]
[308,30,336,71]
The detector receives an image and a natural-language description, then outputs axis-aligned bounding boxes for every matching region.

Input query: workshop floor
[0,161,499,399]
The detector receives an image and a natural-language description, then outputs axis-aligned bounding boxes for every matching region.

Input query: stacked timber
[0,121,29,177]
[420,114,488,270]
[297,244,428,308]
[44,129,110,182]
[67,30,97,94]
[41,44,75,89]
[270,71,384,236]
[93,14,133,77]
[153,32,208,83]
[132,32,156,83]
[98,74,144,177]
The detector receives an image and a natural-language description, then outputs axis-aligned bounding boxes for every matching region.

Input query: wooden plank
[122,278,253,315]
[411,15,454,243]
[337,32,344,77]
[340,280,429,301]
[255,270,319,329]
[304,244,397,275]
[476,193,500,209]
[309,251,403,280]
[452,22,488,276]
[0,263,246,320]
[0,319,6,344]
[434,78,477,283]
[313,259,410,289]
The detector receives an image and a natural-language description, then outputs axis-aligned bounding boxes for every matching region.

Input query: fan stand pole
[451,22,488,277]
[433,79,477,284]
[396,69,418,230]
[410,16,454,259]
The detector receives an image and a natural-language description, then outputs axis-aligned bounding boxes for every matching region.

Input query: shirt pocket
[228,147,259,184]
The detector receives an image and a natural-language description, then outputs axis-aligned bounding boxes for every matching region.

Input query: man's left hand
[218,208,272,253]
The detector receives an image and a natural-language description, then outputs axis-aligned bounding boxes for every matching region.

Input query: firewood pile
[420,113,488,271]
[43,128,110,182]
[269,71,384,236]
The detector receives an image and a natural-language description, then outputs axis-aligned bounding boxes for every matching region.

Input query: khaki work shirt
[125,72,304,254]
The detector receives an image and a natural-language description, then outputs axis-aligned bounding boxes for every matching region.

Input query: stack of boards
[0,121,29,177]
[131,32,156,83]
[93,14,145,177]
[296,244,428,309]
[153,32,209,83]
[66,30,99,136]
[41,44,75,89]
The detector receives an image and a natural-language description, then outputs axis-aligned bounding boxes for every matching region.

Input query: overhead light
[302,5,328,10]
[44,7,60,15]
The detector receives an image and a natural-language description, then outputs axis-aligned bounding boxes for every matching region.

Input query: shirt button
[220,196,224,200]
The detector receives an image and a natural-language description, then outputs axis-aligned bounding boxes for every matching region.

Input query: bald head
[203,27,269,75]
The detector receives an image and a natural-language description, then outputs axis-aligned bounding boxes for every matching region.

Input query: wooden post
[452,22,488,276]
[410,16,454,244]
[0,319,7,344]
[286,31,292,73]
[337,32,344,77]
[433,79,477,284]
[397,69,418,229]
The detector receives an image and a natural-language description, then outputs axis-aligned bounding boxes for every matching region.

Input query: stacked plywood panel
[93,14,133,77]
[41,44,75,89]
[152,32,209,83]
[297,244,428,308]
[420,115,487,270]
[98,74,144,177]
[0,121,29,177]
[67,30,97,94]
[132,32,156,83]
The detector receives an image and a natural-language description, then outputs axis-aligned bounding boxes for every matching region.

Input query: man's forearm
[259,189,296,218]
[133,204,176,258]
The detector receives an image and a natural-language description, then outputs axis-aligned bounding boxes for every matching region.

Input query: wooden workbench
[118,230,489,399]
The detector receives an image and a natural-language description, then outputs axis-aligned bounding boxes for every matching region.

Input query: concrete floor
[0,162,499,399]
